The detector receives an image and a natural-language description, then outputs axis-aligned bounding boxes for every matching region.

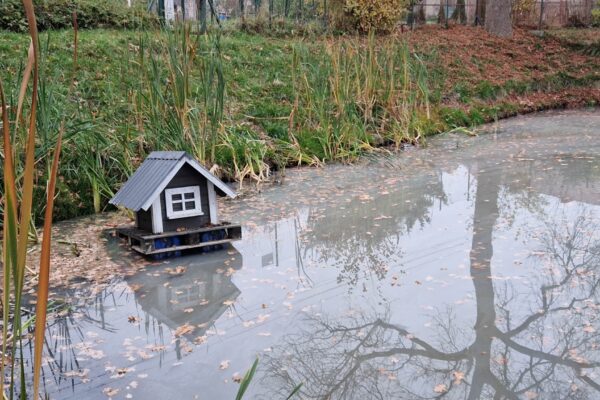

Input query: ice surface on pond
[34,109,600,399]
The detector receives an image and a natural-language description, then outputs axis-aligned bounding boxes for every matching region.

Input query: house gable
[159,164,211,232]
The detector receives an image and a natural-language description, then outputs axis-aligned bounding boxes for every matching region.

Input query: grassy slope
[2,27,597,138]
[1,26,598,221]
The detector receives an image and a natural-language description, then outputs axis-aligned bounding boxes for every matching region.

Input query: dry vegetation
[405,25,597,91]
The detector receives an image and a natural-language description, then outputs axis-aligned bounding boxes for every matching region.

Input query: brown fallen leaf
[173,323,195,337]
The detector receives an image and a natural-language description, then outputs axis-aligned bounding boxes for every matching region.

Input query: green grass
[1,27,598,222]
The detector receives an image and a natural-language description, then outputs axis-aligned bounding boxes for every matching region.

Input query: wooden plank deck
[116,222,242,256]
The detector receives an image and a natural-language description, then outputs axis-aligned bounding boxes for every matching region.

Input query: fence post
[199,0,207,32]
[158,0,165,23]
[538,0,545,30]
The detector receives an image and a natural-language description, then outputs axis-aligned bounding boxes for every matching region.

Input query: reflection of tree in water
[299,174,447,288]
[262,169,600,399]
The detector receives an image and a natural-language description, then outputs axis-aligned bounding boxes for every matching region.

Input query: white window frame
[165,186,203,219]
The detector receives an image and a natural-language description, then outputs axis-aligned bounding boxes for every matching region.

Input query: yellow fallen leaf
[173,323,195,337]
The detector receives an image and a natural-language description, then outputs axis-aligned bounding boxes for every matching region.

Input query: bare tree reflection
[261,169,600,399]
[300,174,447,289]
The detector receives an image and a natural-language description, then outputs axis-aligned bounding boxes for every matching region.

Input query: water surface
[37,109,600,399]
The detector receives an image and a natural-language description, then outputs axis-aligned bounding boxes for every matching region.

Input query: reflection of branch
[263,204,600,399]
[497,333,600,369]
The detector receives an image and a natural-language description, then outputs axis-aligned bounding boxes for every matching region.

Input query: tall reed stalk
[1,1,71,398]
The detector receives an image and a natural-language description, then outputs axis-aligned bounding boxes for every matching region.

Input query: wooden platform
[116,222,242,256]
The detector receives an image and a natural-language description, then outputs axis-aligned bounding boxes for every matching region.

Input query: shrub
[592,8,600,27]
[0,0,158,32]
[343,0,408,34]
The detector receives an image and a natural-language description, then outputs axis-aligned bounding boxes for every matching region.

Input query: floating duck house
[110,151,241,256]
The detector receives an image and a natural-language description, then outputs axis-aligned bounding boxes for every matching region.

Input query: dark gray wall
[136,208,153,232]
[161,164,211,232]
[133,164,213,233]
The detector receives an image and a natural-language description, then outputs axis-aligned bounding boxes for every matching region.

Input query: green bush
[592,9,600,27]
[0,0,158,32]
[342,0,408,34]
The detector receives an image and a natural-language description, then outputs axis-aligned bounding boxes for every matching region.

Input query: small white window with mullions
[165,186,203,219]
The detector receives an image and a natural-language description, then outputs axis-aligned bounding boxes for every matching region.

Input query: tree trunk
[437,5,446,24]
[484,0,512,37]
[475,0,485,25]
[452,0,467,24]
[583,0,593,25]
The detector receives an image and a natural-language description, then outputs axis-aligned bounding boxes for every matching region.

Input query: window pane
[184,201,196,210]
[172,202,183,212]
[184,192,195,200]
[172,194,182,201]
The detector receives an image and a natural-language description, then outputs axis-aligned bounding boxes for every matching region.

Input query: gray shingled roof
[109,151,236,212]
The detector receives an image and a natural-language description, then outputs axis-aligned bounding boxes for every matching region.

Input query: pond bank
[1,27,598,224]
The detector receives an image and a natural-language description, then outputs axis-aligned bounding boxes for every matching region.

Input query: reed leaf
[16,0,39,310]
[32,124,62,399]
[0,78,19,400]
[235,357,259,400]
[14,41,34,131]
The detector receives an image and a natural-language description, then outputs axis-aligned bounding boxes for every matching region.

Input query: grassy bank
[1,26,598,222]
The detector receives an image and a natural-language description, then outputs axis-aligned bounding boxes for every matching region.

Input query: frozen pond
[33,109,600,399]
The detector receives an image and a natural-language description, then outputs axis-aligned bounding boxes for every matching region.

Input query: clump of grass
[290,33,433,161]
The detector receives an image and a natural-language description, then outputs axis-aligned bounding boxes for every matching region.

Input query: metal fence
[148,0,596,30]
[407,0,595,29]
